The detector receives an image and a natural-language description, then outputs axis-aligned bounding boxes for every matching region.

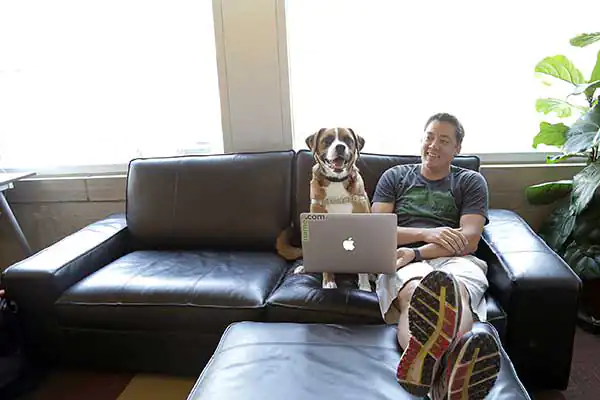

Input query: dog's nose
[335,144,345,154]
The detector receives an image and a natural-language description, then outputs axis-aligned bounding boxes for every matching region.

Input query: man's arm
[372,201,470,250]
[396,214,486,267]
[416,213,486,259]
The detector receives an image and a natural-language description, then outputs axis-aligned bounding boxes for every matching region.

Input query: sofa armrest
[479,209,581,391]
[0,213,129,356]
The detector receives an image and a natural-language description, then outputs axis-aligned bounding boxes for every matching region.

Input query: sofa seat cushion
[265,264,384,324]
[55,250,288,332]
[266,263,508,340]
[186,321,531,400]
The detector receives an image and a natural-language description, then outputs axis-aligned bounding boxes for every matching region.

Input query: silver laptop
[299,212,398,274]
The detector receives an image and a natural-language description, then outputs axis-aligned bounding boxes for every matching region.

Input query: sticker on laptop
[301,218,309,242]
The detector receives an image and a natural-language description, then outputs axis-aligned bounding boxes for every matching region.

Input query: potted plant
[526,31,600,330]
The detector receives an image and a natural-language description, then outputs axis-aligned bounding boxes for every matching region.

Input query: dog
[276,127,373,291]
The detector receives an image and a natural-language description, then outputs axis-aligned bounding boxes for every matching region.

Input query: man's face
[421,120,461,171]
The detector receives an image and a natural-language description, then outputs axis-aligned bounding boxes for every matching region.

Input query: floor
[5,326,600,400]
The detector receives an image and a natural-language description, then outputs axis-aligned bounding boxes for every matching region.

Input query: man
[371,113,501,399]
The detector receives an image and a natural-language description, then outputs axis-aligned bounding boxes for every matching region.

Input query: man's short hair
[424,112,465,145]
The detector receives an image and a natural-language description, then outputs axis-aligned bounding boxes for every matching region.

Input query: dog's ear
[348,128,365,152]
[305,128,326,152]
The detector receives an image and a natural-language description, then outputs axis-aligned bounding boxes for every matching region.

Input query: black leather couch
[0,150,581,394]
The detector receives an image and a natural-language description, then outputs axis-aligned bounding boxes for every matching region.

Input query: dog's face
[305,128,365,178]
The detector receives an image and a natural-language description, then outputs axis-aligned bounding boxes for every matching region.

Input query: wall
[0,163,583,271]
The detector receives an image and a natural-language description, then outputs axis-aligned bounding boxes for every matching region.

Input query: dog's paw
[293,265,306,274]
[358,274,372,292]
[358,282,372,292]
[322,280,338,289]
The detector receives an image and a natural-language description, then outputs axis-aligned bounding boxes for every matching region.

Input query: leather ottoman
[186,321,531,400]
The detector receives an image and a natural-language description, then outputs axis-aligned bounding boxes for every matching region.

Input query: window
[0,0,223,172]
[285,0,600,157]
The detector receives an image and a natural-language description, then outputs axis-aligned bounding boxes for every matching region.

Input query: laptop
[299,212,398,274]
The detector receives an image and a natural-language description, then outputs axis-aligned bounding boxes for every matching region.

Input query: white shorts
[375,255,489,324]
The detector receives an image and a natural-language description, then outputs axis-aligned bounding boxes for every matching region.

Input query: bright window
[285,0,600,156]
[0,0,223,171]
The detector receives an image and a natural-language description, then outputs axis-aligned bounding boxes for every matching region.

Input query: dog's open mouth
[326,157,348,171]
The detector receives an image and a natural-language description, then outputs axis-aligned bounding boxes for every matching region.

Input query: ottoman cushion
[186,321,531,400]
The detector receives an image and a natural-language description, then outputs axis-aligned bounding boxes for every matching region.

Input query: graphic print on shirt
[396,186,460,227]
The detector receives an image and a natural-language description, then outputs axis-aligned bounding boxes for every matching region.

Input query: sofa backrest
[289,150,481,246]
[126,150,294,250]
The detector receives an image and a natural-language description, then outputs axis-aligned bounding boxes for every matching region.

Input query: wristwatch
[413,248,423,262]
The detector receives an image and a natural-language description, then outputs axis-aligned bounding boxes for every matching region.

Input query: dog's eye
[341,135,354,147]
[323,136,334,146]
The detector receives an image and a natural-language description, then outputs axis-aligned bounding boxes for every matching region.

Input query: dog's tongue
[333,158,344,169]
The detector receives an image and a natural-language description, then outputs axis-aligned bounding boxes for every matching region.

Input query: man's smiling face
[421,119,461,172]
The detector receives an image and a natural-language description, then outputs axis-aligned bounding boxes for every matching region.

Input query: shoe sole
[446,331,501,400]
[396,270,462,397]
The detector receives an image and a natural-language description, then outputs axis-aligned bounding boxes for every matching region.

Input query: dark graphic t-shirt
[372,164,489,230]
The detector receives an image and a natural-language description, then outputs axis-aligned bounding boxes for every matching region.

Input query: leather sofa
[0,149,581,394]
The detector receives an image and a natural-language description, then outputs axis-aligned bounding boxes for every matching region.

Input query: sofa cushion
[126,150,294,250]
[186,321,530,400]
[265,264,383,324]
[290,150,481,246]
[55,250,288,332]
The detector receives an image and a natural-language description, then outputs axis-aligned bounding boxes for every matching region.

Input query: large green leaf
[539,199,577,252]
[533,121,569,149]
[563,241,600,279]
[572,162,600,215]
[564,105,600,153]
[546,152,589,164]
[570,33,600,47]
[526,180,573,205]
[585,50,600,102]
[536,98,574,118]
[535,55,586,85]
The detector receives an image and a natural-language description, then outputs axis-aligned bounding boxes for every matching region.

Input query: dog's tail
[275,227,302,261]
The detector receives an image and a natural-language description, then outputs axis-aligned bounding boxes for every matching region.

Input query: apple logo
[342,237,355,251]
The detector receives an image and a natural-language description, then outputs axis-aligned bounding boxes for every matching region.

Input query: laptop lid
[299,212,397,274]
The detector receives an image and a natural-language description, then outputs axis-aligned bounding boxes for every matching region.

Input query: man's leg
[393,269,463,397]
[428,256,501,400]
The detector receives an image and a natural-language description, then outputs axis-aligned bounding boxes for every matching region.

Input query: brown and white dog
[276,127,372,291]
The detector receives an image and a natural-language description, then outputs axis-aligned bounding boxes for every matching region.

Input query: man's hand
[396,247,416,269]
[422,227,468,254]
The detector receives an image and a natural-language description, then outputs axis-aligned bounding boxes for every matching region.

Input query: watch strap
[413,248,423,262]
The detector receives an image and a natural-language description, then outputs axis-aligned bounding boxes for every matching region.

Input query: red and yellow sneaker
[396,270,462,397]
[431,327,501,400]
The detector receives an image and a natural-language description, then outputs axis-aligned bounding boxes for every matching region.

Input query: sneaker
[431,328,501,400]
[396,270,462,397]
